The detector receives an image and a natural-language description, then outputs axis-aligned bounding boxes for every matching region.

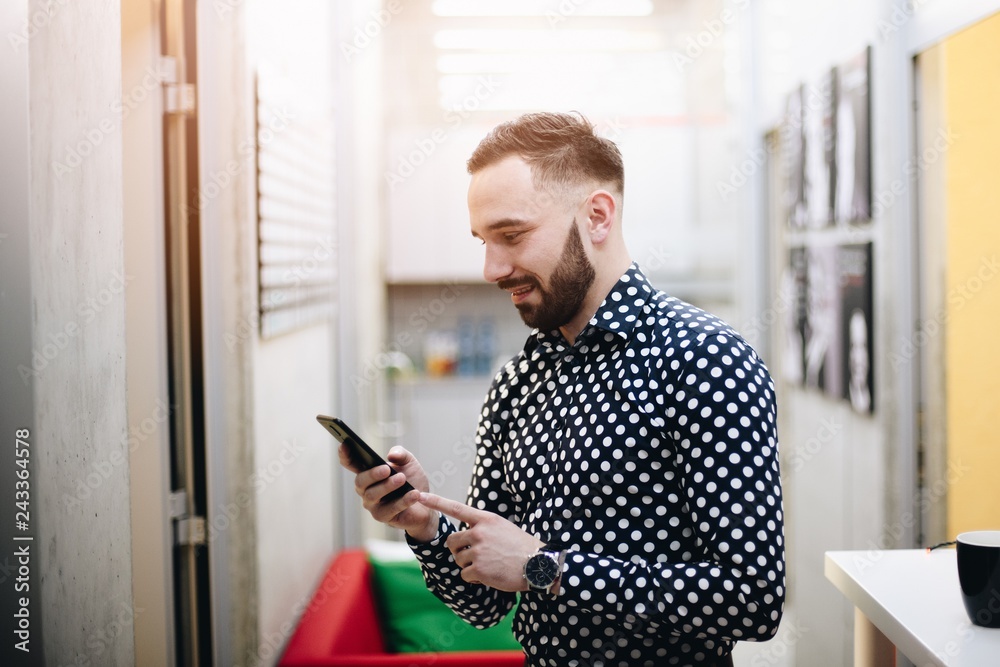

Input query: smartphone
[317,414,415,503]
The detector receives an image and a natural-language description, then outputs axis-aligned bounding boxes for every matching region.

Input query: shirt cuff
[405,513,455,556]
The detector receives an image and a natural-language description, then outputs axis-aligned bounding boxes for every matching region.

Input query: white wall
[242,0,340,662]
[334,0,392,545]
[197,1,261,662]
[252,325,335,645]
[753,0,924,663]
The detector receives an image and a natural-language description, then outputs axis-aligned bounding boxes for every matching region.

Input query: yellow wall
[942,11,1000,536]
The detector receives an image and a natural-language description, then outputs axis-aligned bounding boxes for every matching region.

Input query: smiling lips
[498,276,538,304]
[509,285,533,303]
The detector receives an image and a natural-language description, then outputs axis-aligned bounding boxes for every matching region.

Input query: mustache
[497,276,539,291]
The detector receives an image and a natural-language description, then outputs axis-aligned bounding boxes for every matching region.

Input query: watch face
[525,552,559,588]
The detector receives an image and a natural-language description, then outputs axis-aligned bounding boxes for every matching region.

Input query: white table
[825,549,1000,666]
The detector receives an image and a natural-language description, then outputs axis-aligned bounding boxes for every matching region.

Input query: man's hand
[337,445,438,542]
[419,492,544,592]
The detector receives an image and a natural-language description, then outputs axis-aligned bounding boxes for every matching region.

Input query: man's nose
[482,243,513,284]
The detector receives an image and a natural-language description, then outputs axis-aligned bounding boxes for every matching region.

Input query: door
[161,0,213,663]
[914,11,1000,544]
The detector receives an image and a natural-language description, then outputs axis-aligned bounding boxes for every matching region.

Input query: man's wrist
[523,546,566,596]
[405,511,440,543]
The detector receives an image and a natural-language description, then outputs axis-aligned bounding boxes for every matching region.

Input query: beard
[498,221,596,333]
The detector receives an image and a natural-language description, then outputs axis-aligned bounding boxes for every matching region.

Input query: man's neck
[558,256,633,346]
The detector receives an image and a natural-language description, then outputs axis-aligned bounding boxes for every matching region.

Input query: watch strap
[548,548,566,596]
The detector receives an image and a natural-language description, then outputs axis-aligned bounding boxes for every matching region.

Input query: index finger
[419,492,485,526]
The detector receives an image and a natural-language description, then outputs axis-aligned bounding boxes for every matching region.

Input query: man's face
[469,156,596,332]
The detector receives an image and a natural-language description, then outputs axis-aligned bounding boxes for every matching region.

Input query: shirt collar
[586,261,652,340]
[522,262,652,357]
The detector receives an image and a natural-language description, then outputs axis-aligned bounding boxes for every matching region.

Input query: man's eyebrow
[471,219,531,238]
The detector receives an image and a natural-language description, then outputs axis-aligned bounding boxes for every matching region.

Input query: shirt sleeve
[406,368,519,629]
[553,332,785,643]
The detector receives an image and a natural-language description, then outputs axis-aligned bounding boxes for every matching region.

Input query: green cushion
[368,549,520,653]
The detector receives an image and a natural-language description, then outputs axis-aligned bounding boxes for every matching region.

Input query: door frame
[122,0,178,664]
[901,0,1000,547]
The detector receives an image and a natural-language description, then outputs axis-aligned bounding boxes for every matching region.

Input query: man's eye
[503,232,523,243]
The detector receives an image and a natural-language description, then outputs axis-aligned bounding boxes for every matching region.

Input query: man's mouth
[499,279,536,305]
[509,284,533,304]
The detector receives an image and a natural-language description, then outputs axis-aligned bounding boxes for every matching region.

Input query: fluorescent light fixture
[437,52,617,75]
[432,0,654,17]
[433,29,664,51]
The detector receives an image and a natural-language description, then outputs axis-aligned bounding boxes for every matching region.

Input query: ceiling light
[433,29,664,51]
[436,52,617,74]
[432,0,654,17]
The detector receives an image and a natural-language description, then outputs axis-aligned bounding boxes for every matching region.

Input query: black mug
[957,530,1000,628]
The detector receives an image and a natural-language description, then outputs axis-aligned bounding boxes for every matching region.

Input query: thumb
[386,446,414,466]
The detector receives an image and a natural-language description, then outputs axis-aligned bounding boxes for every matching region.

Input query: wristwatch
[523,547,566,595]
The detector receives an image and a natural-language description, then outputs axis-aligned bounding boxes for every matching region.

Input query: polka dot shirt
[408,264,785,666]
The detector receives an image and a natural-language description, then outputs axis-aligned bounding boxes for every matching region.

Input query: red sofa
[279,549,525,666]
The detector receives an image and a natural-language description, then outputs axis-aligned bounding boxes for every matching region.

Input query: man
[341,112,784,666]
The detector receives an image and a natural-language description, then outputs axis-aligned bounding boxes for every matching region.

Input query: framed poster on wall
[803,242,841,395]
[782,240,875,412]
[803,69,836,228]
[839,242,874,413]
[782,87,807,229]
[834,46,872,223]
[782,245,809,385]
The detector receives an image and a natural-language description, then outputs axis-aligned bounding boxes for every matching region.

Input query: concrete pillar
[27,0,136,664]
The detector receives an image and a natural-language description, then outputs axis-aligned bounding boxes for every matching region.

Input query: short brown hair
[467,112,624,195]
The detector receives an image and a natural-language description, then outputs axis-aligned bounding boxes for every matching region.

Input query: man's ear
[585,190,617,245]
